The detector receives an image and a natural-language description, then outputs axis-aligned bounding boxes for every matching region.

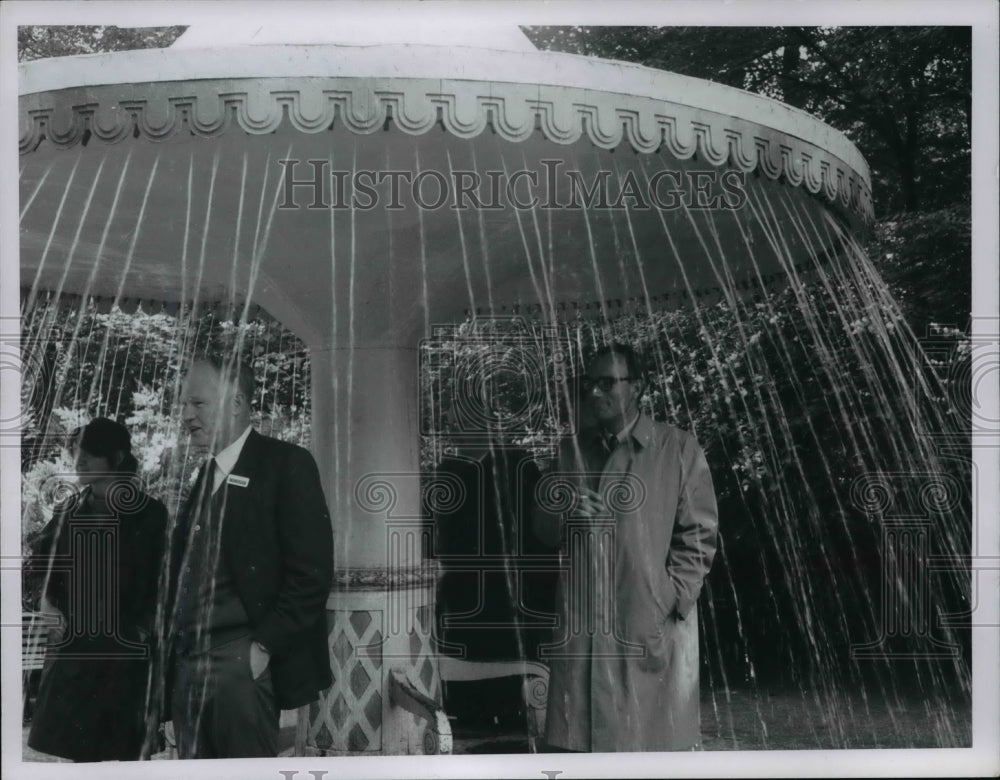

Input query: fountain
[18,23,968,757]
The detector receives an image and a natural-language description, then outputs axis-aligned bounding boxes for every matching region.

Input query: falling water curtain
[19,291,312,579]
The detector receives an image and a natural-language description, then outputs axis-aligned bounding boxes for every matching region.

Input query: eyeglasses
[581,376,633,393]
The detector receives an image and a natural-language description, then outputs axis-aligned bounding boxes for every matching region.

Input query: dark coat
[27,488,168,762]
[164,430,334,710]
[536,416,718,751]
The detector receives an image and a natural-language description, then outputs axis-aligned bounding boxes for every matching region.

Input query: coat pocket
[615,571,672,644]
[638,610,677,674]
[653,566,678,625]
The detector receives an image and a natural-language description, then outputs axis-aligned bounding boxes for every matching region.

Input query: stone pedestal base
[298,574,445,755]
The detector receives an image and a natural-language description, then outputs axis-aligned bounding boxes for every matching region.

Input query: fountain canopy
[19,27,872,348]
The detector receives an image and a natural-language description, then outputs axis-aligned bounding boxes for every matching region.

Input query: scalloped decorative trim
[19,77,873,223]
[331,564,440,590]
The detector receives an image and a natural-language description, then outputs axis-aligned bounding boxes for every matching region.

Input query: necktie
[209,457,223,494]
[606,435,619,453]
[184,458,213,509]
[176,459,218,652]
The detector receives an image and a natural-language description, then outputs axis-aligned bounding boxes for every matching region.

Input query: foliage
[523,26,971,216]
[21,452,76,548]
[867,203,972,335]
[523,26,973,344]
[17,25,187,62]
[20,303,311,553]
[419,318,575,468]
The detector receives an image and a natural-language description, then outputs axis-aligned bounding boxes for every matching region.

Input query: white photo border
[1,1,997,778]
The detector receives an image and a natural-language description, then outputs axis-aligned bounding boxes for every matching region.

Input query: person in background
[165,355,333,759]
[534,342,719,752]
[28,418,167,762]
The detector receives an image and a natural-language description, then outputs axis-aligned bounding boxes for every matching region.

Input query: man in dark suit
[166,356,333,758]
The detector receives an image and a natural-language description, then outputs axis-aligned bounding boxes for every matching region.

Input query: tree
[524,26,970,215]
[523,26,972,336]
[17,25,186,62]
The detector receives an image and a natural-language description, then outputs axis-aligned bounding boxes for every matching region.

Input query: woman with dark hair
[28,417,168,762]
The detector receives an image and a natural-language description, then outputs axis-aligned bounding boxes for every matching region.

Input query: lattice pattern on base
[408,604,441,705]
[306,609,384,753]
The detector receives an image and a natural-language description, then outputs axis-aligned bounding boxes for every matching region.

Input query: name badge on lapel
[227,474,250,489]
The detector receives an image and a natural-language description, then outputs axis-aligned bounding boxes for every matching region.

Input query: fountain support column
[304,345,444,755]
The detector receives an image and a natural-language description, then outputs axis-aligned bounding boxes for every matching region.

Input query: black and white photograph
[2,2,997,778]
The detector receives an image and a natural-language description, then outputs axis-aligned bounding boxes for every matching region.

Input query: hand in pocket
[637,615,672,674]
[249,640,270,680]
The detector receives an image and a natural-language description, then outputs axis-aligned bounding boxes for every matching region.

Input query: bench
[22,611,59,721]
[22,611,58,671]
[437,657,549,751]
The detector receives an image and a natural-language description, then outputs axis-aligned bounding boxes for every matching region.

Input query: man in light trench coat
[534,343,718,752]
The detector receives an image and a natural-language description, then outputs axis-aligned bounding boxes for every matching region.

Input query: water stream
[19,141,971,753]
